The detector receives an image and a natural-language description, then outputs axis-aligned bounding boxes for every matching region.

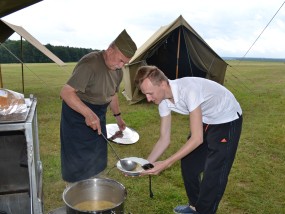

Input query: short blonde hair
[135,65,168,89]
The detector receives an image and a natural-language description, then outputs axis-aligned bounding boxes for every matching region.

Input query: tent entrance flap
[122,15,227,104]
[146,26,207,80]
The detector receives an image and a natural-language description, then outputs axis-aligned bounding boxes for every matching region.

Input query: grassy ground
[1,61,284,214]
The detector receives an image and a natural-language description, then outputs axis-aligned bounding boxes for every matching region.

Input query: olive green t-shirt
[67,51,123,105]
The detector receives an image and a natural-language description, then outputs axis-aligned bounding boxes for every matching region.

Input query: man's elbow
[192,135,203,146]
[60,84,73,100]
[60,87,66,100]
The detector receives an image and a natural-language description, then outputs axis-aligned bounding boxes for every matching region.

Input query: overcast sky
[3,0,285,58]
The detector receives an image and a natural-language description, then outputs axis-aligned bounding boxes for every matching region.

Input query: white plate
[116,157,149,176]
[106,124,139,144]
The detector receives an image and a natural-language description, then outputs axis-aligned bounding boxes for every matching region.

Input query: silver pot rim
[62,177,127,213]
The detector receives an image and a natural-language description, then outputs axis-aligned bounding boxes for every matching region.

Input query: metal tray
[0,99,32,124]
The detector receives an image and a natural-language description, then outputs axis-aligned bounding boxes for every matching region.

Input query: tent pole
[175,28,181,79]
[0,64,3,88]
[21,36,24,93]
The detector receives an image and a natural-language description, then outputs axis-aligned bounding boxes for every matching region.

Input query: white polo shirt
[158,77,242,124]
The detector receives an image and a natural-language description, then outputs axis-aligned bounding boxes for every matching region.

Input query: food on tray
[0,89,26,115]
[109,130,123,140]
[134,163,143,171]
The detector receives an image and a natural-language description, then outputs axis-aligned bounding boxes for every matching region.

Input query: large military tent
[122,15,228,104]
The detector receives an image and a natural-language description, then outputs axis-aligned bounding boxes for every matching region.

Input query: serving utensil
[149,175,154,198]
[101,133,138,171]
[141,163,154,198]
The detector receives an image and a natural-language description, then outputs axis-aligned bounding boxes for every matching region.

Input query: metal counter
[0,97,43,214]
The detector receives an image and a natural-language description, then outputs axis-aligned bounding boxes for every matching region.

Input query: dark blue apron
[60,100,108,183]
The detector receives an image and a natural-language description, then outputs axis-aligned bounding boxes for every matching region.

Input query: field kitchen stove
[0,96,43,214]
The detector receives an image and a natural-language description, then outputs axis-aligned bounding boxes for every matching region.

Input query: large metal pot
[63,178,127,214]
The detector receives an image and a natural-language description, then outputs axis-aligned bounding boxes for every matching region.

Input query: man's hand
[85,113,101,134]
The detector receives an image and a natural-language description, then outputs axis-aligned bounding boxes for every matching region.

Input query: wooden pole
[21,36,24,93]
[0,64,3,88]
[175,28,181,79]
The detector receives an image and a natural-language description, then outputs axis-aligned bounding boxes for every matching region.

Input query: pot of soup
[63,178,127,214]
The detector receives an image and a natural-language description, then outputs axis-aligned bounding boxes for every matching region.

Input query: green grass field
[1,60,284,214]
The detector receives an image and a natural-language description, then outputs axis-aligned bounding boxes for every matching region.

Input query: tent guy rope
[239,1,285,61]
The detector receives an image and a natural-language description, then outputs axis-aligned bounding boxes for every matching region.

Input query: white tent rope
[226,1,285,95]
[1,42,24,64]
[0,41,72,135]
[0,41,70,89]
[239,1,285,61]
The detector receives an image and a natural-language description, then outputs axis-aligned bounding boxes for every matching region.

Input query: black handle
[149,175,154,198]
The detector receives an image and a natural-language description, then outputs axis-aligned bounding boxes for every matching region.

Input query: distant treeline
[223,57,285,62]
[1,40,284,64]
[0,40,98,63]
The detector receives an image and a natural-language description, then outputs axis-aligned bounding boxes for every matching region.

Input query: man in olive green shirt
[60,30,137,182]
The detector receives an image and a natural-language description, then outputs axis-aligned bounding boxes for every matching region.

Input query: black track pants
[181,115,243,214]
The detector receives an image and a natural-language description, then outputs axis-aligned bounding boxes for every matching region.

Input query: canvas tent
[0,0,42,18]
[122,15,228,104]
[0,19,65,91]
[0,19,65,66]
[0,0,66,91]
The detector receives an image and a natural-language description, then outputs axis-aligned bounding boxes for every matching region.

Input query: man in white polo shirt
[135,65,243,214]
